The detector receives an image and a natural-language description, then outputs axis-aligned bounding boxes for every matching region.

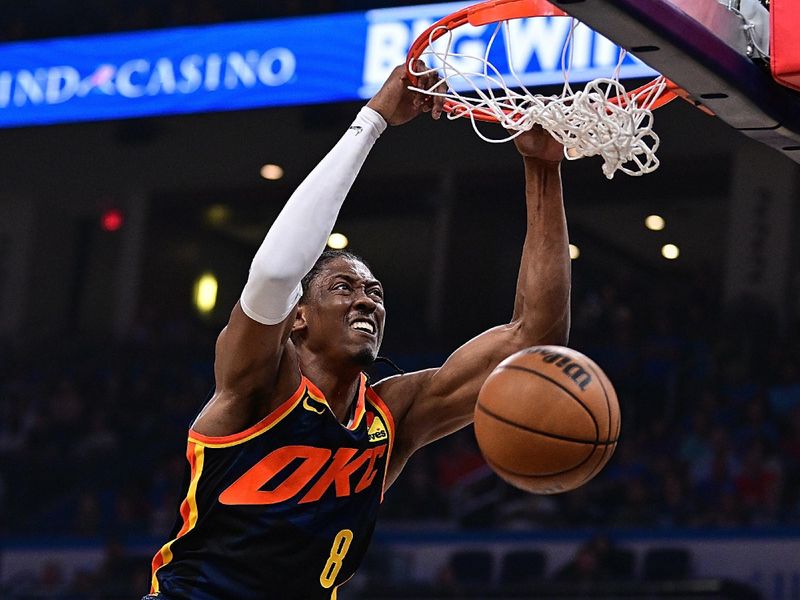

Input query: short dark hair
[300,249,372,303]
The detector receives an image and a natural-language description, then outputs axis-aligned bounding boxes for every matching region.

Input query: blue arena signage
[0,2,656,128]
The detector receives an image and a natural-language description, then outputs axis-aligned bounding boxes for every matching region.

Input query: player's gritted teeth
[349,318,376,336]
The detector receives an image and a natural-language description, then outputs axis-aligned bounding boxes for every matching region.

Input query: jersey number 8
[320,529,354,589]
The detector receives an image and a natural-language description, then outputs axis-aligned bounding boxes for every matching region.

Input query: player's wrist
[522,155,563,168]
[358,105,388,135]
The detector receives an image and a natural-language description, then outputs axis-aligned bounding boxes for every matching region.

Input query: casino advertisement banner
[0,1,656,128]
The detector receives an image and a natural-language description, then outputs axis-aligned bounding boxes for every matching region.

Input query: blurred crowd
[1,264,799,596]
[2,265,799,540]
[382,269,800,530]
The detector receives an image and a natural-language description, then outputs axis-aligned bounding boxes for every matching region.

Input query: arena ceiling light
[260,164,284,181]
[205,204,231,226]
[569,244,580,260]
[327,233,349,249]
[661,243,680,260]
[194,273,219,315]
[645,215,666,231]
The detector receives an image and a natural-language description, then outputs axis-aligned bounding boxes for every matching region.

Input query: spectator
[734,439,783,524]
[768,362,800,417]
[554,536,619,583]
[1,262,799,539]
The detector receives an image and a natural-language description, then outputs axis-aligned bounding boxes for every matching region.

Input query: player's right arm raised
[376,126,570,483]
[193,63,443,437]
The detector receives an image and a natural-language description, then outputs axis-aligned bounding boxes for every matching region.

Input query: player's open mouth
[350,319,375,335]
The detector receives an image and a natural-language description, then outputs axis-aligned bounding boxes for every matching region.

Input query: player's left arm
[377,127,571,483]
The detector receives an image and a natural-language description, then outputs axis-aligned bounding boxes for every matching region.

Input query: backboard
[551,0,800,164]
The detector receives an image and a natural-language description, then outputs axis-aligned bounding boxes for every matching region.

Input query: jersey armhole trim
[188,378,307,447]
[150,441,205,593]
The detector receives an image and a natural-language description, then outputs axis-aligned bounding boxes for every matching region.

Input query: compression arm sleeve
[239,106,387,325]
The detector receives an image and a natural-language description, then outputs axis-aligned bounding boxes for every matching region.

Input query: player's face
[301,257,386,367]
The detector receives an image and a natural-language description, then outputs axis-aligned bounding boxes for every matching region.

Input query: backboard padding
[771,0,800,93]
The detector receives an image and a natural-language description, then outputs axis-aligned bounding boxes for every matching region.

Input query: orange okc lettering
[355,446,386,493]
[219,445,331,505]
[299,447,381,504]
[218,445,386,506]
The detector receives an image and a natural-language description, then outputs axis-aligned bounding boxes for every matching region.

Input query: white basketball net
[408,18,669,178]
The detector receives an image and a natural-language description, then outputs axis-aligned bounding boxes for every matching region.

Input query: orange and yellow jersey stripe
[148,374,394,600]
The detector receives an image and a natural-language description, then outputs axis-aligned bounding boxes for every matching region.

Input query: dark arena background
[1,1,799,598]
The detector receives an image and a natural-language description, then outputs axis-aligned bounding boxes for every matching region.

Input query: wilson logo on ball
[528,347,592,391]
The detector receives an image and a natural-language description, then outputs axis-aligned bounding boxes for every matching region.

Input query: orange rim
[406,0,681,121]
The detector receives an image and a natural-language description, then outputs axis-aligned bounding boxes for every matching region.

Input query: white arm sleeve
[240,106,387,325]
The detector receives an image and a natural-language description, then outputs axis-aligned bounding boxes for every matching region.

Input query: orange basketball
[475,345,620,494]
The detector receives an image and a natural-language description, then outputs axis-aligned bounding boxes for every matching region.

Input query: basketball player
[146,62,570,599]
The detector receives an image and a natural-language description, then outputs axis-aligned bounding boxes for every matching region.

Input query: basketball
[475,346,620,494]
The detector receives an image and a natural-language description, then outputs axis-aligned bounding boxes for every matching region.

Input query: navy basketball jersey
[149,374,394,600]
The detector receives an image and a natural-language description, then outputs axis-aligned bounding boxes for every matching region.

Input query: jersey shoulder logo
[367,416,387,443]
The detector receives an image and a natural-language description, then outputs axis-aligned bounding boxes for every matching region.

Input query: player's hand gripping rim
[367,60,445,126]
[512,123,565,164]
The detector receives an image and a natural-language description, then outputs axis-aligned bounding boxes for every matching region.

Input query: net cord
[408,16,669,178]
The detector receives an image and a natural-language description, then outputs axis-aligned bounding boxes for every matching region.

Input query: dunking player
[146,62,570,599]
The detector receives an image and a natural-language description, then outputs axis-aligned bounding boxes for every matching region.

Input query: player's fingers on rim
[431,78,445,119]
[425,70,439,92]
[432,99,444,119]
[530,123,547,137]
[414,74,433,108]
[411,73,425,105]
[408,59,422,81]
